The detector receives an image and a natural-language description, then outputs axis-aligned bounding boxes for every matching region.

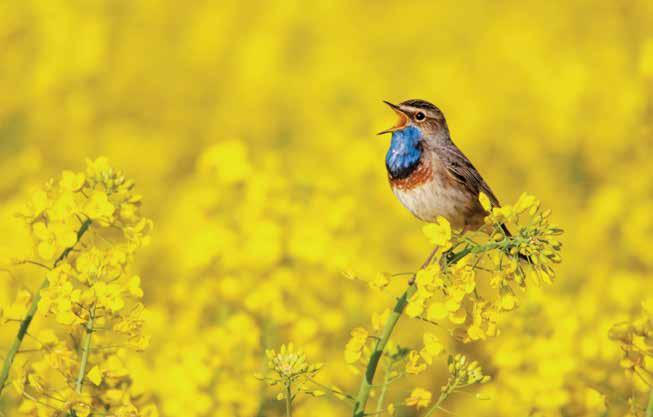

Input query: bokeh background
[1,1,653,416]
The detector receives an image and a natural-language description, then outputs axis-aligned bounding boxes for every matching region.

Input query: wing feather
[437,142,528,260]
[437,144,501,208]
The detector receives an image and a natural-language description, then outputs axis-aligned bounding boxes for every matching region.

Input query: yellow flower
[422,216,452,247]
[87,365,103,386]
[427,301,448,321]
[448,307,467,324]
[467,325,485,341]
[404,387,432,409]
[369,272,390,290]
[406,350,427,375]
[420,333,444,365]
[344,327,368,364]
[266,344,306,377]
[513,193,538,214]
[405,291,428,318]
[127,275,144,298]
[55,309,78,326]
[4,290,32,322]
[489,205,514,224]
[415,264,440,288]
[93,281,125,312]
[49,192,79,221]
[84,190,115,221]
[32,221,77,260]
[479,192,492,211]
[75,248,106,283]
[59,170,86,192]
[261,343,322,401]
[86,157,112,179]
[26,190,50,219]
[499,287,518,311]
[119,202,138,221]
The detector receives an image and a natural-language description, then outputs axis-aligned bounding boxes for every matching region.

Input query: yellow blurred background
[1,1,653,416]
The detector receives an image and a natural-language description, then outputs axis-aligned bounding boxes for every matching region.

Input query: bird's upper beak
[378,101,409,135]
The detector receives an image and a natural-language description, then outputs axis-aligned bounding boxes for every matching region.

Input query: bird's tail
[500,224,531,263]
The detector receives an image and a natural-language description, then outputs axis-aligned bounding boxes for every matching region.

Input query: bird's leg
[408,245,440,285]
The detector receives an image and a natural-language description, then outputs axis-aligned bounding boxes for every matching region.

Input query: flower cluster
[341,195,563,416]
[481,192,563,283]
[410,194,562,344]
[404,354,490,414]
[609,300,653,415]
[2,159,154,417]
[256,344,326,413]
[445,353,491,389]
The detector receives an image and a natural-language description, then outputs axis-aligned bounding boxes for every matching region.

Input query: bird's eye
[415,112,426,121]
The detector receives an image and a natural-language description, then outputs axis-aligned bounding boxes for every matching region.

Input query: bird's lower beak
[378,101,409,135]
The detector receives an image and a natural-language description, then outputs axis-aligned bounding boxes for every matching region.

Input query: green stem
[352,282,416,417]
[352,242,482,417]
[75,304,96,393]
[0,219,91,395]
[374,362,392,415]
[284,381,292,417]
[423,391,450,417]
[308,377,355,402]
[422,374,461,417]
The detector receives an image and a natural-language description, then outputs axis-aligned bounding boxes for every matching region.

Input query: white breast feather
[390,154,469,228]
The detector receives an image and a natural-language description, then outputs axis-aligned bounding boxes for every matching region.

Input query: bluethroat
[379,99,516,239]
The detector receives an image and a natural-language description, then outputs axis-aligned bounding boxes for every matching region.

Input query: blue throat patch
[385,126,422,179]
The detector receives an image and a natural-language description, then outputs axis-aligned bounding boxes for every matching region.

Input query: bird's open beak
[378,101,409,135]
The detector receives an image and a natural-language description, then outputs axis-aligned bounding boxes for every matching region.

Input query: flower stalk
[352,240,503,417]
[423,391,450,417]
[0,219,92,395]
[374,361,392,414]
[75,304,97,393]
[352,245,440,417]
[284,381,292,417]
[352,284,415,417]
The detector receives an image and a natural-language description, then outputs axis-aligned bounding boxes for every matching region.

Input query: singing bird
[379,99,510,236]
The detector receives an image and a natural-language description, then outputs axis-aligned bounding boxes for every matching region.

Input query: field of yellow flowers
[1,1,653,417]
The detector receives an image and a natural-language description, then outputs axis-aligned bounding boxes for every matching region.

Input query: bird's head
[378,99,449,145]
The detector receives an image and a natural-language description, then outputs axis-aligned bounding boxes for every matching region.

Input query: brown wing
[437,143,501,208]
[439,142,526,248]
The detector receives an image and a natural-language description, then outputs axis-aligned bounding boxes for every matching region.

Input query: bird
[379,99,513,238]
